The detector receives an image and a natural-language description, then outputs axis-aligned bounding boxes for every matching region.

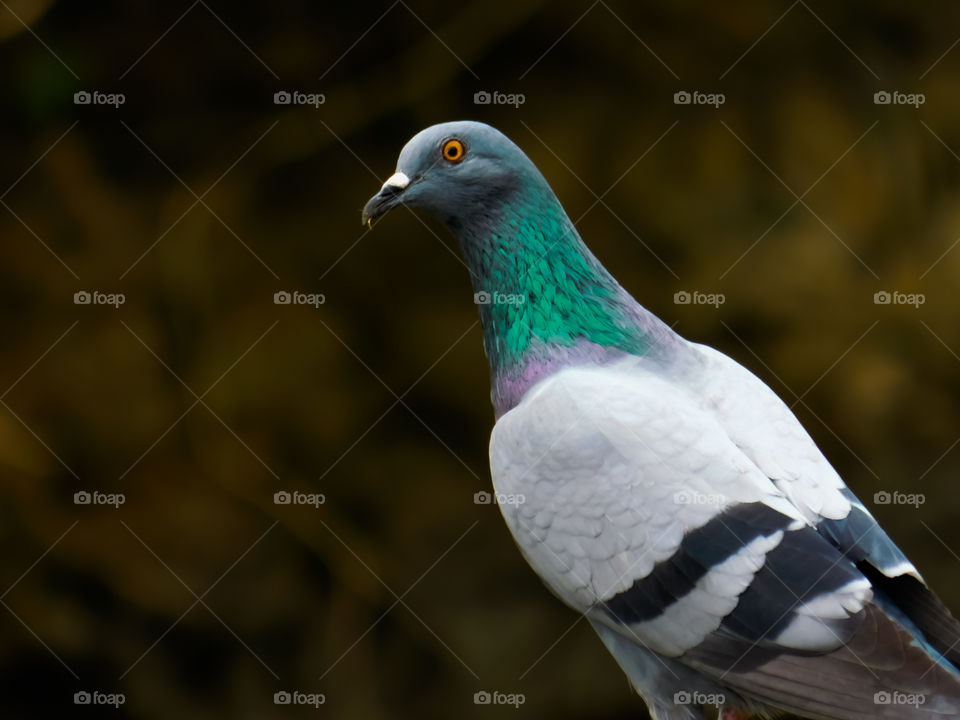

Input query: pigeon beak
[362,171,410,227]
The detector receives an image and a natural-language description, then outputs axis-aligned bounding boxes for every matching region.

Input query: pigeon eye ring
[441,138,465,163]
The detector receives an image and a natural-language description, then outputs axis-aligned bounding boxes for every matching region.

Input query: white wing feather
[489,360,814,656]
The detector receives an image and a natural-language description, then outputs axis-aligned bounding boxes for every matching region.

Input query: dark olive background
[2,1,960,718]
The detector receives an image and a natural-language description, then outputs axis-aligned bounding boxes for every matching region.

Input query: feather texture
[366,120,960,719]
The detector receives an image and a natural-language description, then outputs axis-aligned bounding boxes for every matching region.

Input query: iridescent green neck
[451,182,662,411]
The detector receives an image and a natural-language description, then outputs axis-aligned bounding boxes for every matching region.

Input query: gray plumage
[364,120,960,719]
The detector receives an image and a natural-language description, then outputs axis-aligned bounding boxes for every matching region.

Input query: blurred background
[2,1,960,717]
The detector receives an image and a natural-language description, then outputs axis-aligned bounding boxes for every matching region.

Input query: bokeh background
[3,1,960,718]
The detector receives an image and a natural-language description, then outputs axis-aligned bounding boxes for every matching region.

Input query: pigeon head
[363,121,677,416]
[362,121,544,230]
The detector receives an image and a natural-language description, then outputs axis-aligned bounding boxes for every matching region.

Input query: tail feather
[684,603,960,719]
[858,562,960,672]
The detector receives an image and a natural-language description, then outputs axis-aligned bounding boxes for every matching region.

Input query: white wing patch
[490,362,809,650]
[774,577,873,651]
[611,530,785,657]
[689,343,852,522]
[689,343,921,581]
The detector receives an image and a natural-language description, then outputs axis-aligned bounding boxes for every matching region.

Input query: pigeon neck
[454,185,671,417]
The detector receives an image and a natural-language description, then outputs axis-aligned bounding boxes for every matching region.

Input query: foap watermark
[273,90,325,108]
[273,690,325,707]
[474,490,525,507]
[873,290,924,308]
[674,490,726,507]
[74,90,125,108]
[74,290,125,308]
[674,290,725,308]
[874,490,925,508]
[474,90,525,108]
[474,290,526,306]
[674,90,725,108]
[74,690,125,708]
[274,490,325,508]
[74,490,125,509]
[873,90,924,108]
[874,690,926,708]
[674,691,726,706]
[274,290,325,308]
[473,690,525,708]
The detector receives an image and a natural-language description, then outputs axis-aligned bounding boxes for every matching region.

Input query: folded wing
[490,358,960,718]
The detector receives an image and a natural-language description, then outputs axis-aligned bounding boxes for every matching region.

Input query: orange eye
[442,138,465,163]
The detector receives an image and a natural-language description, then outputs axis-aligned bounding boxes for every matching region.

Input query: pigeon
[362,120,960,720]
